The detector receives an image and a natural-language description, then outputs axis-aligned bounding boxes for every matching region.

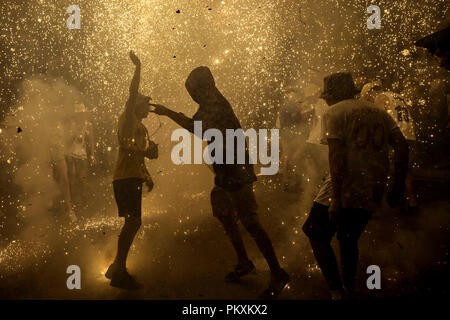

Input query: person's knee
[241,218,264,238]
[125,216,141,231]
[303,222,333,243]
[211,188,233,216]
[216,215,237,234]
[309,239,331,250]
[211,187,236,233]
[302,202,335,242]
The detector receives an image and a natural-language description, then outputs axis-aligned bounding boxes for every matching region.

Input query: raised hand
[129,50,141,67]
[149,103,168,115]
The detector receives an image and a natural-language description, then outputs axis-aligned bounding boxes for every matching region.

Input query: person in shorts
[105,51,158,290]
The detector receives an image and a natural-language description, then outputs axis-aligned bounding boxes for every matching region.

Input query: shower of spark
[0,0,448,299]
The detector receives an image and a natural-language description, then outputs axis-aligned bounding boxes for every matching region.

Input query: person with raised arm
[105,51,158,290]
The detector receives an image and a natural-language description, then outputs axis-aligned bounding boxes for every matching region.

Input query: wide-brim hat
[415,11,450,57]
[320,72,360,101]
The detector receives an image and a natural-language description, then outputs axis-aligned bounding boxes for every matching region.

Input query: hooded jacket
[186,67,257,191]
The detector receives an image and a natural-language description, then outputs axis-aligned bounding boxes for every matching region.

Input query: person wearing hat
[150,66,289,299]
[302,72,409,299]
[105,51,159,290]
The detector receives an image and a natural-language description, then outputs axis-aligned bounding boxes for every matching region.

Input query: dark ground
[0,173,448,300]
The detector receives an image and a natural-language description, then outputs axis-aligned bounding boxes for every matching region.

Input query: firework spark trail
[0,207,168,276]
[1,0,447,236]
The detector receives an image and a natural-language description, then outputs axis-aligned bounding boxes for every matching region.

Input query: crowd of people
[28,17,447,299]
[48,99,96,222]
[96,45,449,299]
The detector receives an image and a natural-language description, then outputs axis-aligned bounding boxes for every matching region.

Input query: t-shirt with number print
[314,99,399,211]
[374,91,416,141]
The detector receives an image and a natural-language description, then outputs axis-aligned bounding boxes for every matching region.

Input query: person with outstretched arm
[150,66,289,298]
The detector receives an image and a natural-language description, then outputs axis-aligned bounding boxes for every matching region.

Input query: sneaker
[343,287,357,300]
[224,260,255,282]
[105,263,117,280]
[260,269,290,299]
[110,269,143,290]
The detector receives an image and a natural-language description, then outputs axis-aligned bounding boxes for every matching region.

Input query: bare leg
[339,237,359,290]
[405,172,418,208]
[234,185,289,298]
[211,187,250,264]
[309,239,342,290]
[242,219,282,274]
[113,216,141,270]
[217,215,249,264]
[244,219,289,298]
[55,158,76,222]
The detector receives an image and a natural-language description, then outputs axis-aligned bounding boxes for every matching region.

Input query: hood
[185,66,216,104]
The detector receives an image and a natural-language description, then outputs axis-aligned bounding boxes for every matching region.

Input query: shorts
[113,178,144,218]
[210,183,259,226]
[302,202,372,242]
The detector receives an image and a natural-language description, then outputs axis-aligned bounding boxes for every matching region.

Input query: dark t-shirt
[192,95,257,191]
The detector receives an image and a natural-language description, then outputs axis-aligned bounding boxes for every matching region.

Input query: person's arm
[118,51,147,154]
[387,127,409,207]
[327,138,346,218]
[125,51,141,118]
[150,103,194,132]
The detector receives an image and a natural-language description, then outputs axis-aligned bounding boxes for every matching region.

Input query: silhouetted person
[302,73,409,299]
[361,81,418,212]
[278,87,315,193]
[49,125,76,222]
[105,51,158,290]
[64,101,96,210]
[150,66,289,298]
